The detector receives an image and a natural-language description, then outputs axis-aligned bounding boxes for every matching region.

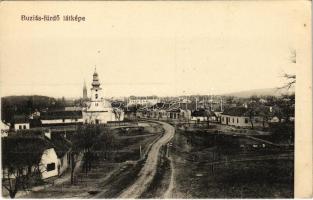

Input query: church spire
[83,79,87,99]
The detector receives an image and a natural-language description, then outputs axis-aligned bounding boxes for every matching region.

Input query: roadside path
[163,156,175,198]
[118,121,175,198]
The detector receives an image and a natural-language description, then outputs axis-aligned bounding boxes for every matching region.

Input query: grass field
[171,129,294,198]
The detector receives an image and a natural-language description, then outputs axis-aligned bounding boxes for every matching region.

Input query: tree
[225,96,235,104]
[281,73,296,90]
[70,124,115,180]
[247,99,260,129]
[2,137,48,198]
[279,49,296,90]
[276,94,295,123]
[258,104,271,129]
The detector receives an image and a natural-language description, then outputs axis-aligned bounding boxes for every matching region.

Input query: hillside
[1,95,57,123]
[223,87,295,98]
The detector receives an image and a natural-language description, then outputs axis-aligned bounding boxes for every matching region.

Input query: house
[269,116,280,123]
[191,109,217,122]
[1,121,10,137]
[140,102,191,121]
[2,136,59,180]
[220,107,267,128]
[166,108,191,121]
[2,131,73,180]
[29,110,41,119]
[213,111,223,122]
[40,110,84,127]
[49,133,72,175]
[127,96,160,106]
[13,115,30,130]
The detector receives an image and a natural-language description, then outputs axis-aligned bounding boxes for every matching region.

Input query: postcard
[0,1,312,198]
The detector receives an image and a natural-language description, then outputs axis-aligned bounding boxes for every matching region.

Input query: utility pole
[220,98,223,112]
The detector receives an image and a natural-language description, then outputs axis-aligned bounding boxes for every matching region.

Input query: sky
[0,1,308,98]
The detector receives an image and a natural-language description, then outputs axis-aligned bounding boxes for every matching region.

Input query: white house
[220,107,267,128]
[1,121,10,137]
[2,136,59,180]
[13,115,30,130]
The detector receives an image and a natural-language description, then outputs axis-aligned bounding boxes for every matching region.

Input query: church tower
[83,80,87,99]
[90,69,102,102]
[82,68,124,124]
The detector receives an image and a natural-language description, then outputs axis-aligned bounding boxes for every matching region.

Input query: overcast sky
[1,1,307,98]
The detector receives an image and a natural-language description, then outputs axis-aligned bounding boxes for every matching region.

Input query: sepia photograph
[0,1,312,199]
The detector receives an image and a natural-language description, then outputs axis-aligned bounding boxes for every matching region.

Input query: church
[82,69,124,124]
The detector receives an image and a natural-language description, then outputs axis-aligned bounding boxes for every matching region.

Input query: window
[19,125,22,129]
[62,119,65,123]
[245,118,249,123]
[232,118,234,123]
[23,125,26,129]
[237,118,239,123]
[47,163,56,172]
[95,103,98,107]
[95,94,98,99]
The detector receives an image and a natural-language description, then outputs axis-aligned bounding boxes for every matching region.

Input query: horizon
[1,86,295,100]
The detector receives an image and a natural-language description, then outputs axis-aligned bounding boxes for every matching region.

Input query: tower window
[95,94,98,99]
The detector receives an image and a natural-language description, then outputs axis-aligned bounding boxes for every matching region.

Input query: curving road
[118,121,175,199]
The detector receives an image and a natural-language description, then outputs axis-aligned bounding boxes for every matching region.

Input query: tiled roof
[222,107,248,116]
[13,115,29,124]
[41,111,82,120]
[50,133,72,157]
[2,136,53,167]
[191,109,216,117]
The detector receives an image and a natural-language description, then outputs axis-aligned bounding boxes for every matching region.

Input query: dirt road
[118,121,175,198]
[163,156,175,198]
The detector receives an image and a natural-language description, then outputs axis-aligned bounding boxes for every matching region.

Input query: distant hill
[223,87,295,98]
[1,95,58,123]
